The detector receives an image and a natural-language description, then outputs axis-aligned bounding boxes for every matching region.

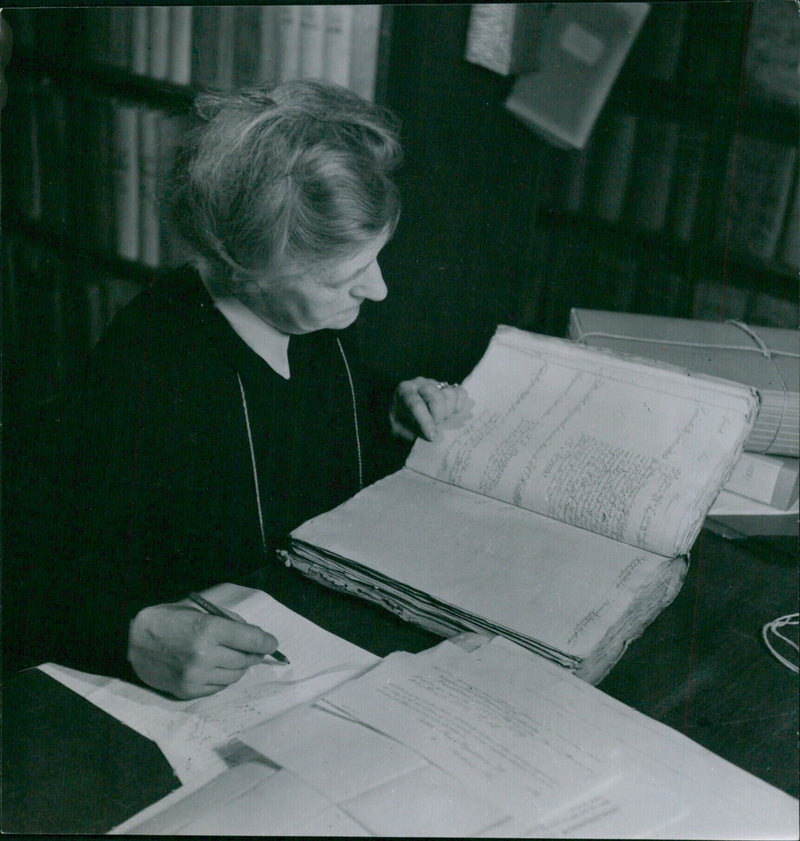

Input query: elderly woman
[10,81,466,698]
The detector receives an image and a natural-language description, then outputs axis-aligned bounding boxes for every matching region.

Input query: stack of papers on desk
[118,636,799,837]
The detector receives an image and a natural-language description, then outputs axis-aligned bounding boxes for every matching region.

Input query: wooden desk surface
[2,529,797,833]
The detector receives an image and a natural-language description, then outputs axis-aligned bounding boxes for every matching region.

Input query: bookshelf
[2,4,797,415]
[525,1,800,337]
[2,5,389,412]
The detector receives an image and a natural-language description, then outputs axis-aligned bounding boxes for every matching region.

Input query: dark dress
[4,266,411,679]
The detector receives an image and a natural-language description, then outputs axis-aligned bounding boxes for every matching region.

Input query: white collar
[202,277,291,379]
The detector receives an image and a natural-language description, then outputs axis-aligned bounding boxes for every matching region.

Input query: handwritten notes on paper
[407,326,756,557]
[40,585,378,785]
[134,637,797,837]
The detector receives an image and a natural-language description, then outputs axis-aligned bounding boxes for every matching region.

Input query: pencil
[188,591,291,664]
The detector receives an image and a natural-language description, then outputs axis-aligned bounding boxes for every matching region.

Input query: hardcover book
[284,325,757,683]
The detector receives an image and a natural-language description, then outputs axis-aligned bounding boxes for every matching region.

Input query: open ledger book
[285,326,758,683]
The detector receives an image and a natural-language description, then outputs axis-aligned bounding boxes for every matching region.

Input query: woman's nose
[355,263,388,302]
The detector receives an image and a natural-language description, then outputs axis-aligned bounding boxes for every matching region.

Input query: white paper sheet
[41,584,378,785]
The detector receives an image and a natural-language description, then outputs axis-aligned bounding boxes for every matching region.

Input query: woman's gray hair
[168,79,402,278]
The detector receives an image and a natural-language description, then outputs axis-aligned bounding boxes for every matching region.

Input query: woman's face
[235,233,390,335]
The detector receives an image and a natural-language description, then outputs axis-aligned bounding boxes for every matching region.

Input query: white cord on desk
[761,613,799,674]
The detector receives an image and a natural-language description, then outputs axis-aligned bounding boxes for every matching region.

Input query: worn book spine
[626,116,680,233]
[744,0,800,108]
[8,75,42,222]
[348,5,382,101]
[669,125,708,242]
[147,7,170,81]
[131,6,149,77]
[323,5,354,88]
[299,5,325,80]
[588,109,638,224]
[112,101,140,262]
[626,1,686,81]
[716,134,798,261]
[191,7,220,89]
[106,7,132,69]
[138,108,160,268]
[168,6,192,86]
[277,5,301,81]
[35,79,69,235]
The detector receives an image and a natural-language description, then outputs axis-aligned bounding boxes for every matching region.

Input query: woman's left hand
[390,377,470,442]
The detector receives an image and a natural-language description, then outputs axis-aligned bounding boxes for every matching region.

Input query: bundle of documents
[569,308,800,456]
[285,326,758,683]
[120,634,799,837]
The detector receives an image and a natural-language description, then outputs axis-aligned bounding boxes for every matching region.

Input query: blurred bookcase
[521,1,799,338]
[2,5,389,411]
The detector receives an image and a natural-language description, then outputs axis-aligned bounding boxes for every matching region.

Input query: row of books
[548,109,799,268]
[4,234,144,410]
[77,5,383,101]
[523,223,799,342]
[7,76,188,268]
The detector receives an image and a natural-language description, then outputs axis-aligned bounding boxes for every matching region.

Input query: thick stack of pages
[569,309,799,456]
[286,326,758,683]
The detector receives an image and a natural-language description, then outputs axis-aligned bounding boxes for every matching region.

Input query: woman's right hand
[127,602,279,699]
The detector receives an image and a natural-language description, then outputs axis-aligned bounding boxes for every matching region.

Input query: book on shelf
[131,6,148,77]
[277,5,302,82]
[111,101,140,262]
[504,3,649,149]
[191,6,235,90]
[283,324,758,685]
[464,3,548,76]
[716,133,798,262]
[298,5,325,81]
[147,6,170,82]
[586,108,638,224]
[625,0,686,82]
[4,75,42,223]
[625,115,680,233]
[73,91,115,255]
[106,7,133,70]
[34,78,69,235]
[551,144,591,214]
[233,6,278,88]
[347,5,382,101]
[569,308,800,458]
[323,5,354,88]
[744,0,800,110]
[168,6,192,87]
[138,108,160,268]
[668,124,708,242]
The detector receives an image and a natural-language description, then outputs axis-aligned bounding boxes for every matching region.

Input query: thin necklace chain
[237,341,363,561]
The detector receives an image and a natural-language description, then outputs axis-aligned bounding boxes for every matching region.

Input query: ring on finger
[436,381,459,390]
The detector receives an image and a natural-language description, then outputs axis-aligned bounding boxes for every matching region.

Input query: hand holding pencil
[127,594,288,700]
